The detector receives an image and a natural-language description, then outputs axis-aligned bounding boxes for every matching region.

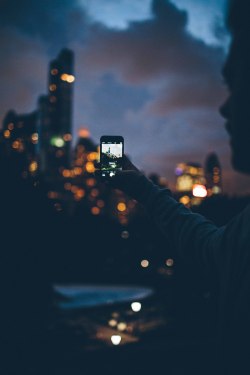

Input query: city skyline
[1,0,250,193]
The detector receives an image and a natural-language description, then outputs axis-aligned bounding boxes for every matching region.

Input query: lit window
[91,207,100,215]
[48,191,58,199]
[49,84,57,92]
[212,186,221,194]
[29,161,38,173]
[179,195,190,206]
[62,169,71,178]
[90,188,99,197]
[60,73,75,83]
[86,162,95,173]
[86,178,96,187]
[117,202,126,212]
[141,259,149,268]
[51,68,58,75]
[71,185,78,193]
[12,140,21,150]
[3,130,11,138]
[63,133,72,142]
[67,74,75,83]
[78,128,90,138]
[75,189,85,199]
[64,182,72,190]
[108,319,117,327]
[31,133,39,144]
[73,167,82,176]
[87,152,98,161]
[213,176,220,183]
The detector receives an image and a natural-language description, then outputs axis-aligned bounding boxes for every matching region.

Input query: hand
[109,155,152,201]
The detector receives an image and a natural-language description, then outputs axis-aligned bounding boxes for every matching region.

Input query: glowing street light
[192,184,207,198]
[117,202,126,212]
[108,319,117,328]
[117,322,127,331]
[50,136,65,148]
[111,335,121,345]
[166,258,174,267]
[141,259,149,268]
[60,73,75,83]
[131,302,141,312]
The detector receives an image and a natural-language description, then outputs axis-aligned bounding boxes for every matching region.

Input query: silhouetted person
[111,1,250,373]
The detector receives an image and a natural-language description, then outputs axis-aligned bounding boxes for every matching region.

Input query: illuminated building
[175,162,206,192]
[0,110,39,178]
[175,162,207,206]
[38,49,74,179]
[205,152,222,195]
[67,129,106,213]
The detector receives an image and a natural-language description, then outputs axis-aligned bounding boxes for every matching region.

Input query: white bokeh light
[131,302,142,312]
[111,335,122,345]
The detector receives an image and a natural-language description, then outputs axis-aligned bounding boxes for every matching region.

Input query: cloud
[0,27,48,122]
[81,0,152,29]
[0,0,248,193]
[73,0,241,193]
[83,0,225,81]
[0,0,89,122]
[77,0,227,156]
[0,0,87,47]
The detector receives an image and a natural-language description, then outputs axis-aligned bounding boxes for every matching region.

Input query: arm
[141,179,225,274]
[111,168,225,275]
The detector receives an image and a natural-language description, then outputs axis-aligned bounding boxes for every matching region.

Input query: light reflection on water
[53,285,153,310]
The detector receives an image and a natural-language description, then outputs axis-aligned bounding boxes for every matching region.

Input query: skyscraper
[205,152,222,195]
[175,162,207,206]
[0,110,38,178]
[39,49,75,179]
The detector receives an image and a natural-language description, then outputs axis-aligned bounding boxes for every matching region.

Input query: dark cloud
[0,0,88,122]
[83,0,225,81]
[0,27,48,117]
[148,76,225,115]
[0,0,88,46]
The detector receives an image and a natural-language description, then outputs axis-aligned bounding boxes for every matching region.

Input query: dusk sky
[1,0,250,193]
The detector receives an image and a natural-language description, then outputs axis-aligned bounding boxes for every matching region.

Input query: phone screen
[100,136,124,177]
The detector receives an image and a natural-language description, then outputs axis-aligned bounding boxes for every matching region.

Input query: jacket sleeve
[139,181,225,275]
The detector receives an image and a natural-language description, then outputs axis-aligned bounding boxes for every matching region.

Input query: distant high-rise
[205,152,222,195]
[175,162,206,192]
[175,162,207,206]
[0,110,39,177]
[39,49,75,178]
[48,48,74,135]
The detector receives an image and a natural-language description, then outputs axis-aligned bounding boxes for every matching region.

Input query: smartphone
[100,135,124,177]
